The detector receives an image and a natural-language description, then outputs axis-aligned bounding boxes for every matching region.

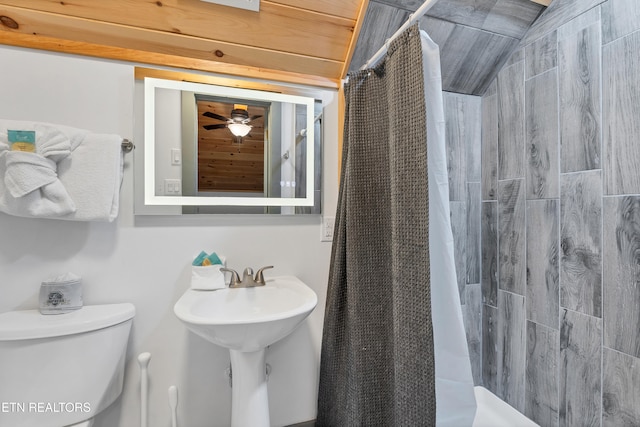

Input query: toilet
[0,303,135,427]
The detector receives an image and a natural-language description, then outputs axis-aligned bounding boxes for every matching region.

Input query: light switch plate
[171,148,181,165]
[164,179,182,195]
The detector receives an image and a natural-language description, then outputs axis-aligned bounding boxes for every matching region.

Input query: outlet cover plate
[321,216,335,242]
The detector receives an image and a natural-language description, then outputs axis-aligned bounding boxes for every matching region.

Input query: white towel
[0,120,123,222]
[191,265,227,290]
[191,255,227,290]
[5,152,61,197]
[3,151,76,216]
[56,132,123,222]
[0,121,82,217]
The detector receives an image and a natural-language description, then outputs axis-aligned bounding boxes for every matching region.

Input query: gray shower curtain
[317,25,436,426]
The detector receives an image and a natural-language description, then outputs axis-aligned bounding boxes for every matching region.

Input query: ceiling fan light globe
[228,123,252,137]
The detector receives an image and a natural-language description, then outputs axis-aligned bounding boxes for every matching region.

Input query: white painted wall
[154,87,183,195]
[0,45,339,427]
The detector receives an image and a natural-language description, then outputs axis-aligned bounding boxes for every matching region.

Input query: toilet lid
[0,303,135,341]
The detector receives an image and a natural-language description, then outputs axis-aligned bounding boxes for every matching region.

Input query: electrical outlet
[321,216,335,242]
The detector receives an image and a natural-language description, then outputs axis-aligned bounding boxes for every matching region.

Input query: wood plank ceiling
[0,0,368,88]
[0,0,550,92]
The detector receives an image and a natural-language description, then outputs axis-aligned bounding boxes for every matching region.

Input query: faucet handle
[254,266,274,285]
[220,268,240,287]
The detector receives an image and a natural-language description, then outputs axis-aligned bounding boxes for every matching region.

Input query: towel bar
[121,139,134,153]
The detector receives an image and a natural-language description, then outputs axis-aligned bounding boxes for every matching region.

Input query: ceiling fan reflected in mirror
[202,104,262,142]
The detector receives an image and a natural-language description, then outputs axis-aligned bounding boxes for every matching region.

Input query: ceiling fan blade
[248,115,262,122]
[203,111,230,122]
[203,124,228,130]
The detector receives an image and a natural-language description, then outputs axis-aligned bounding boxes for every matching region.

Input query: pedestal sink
[174,275,317,427]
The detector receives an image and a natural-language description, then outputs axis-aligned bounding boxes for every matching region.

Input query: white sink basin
[174,275,317,352]
[174,275,317,426]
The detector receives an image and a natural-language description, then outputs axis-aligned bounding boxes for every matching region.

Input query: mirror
[142,75,324,214]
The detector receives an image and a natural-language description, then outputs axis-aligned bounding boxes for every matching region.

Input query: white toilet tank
[0,303,135,427]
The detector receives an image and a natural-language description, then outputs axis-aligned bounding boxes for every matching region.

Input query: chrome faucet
[220,266,273,288]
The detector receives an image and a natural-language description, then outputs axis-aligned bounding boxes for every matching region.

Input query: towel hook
[121,139,134,153]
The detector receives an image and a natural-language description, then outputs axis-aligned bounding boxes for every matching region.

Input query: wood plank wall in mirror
[197,99,266,193]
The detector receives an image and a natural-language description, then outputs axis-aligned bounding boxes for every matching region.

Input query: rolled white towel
[0,120,122,222]
[4,151,76,216]
[5,152,60,198]
[0,121,78,217]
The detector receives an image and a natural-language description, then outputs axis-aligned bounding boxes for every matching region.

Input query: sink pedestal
[230,349,270,427]
[173,276,318,427]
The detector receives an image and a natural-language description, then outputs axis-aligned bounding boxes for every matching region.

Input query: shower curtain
[317,24,476,426]
[420,29,477,426]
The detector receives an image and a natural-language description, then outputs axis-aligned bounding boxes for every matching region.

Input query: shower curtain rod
[360,0,438,70]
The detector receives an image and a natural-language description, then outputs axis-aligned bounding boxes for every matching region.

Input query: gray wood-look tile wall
[498,178,526,295]
[426,19,520,95]
[602,0,640,44]
[481,0,640,425]
[443,91,483,384]
[526,199,559,330]
[497,61,525,180]
[349,0,543,95]
[603,28,640,195]
[522,0,606,44]
[497,290,526,412]
[525,31,557,79]
[481,201,498,307]
[559,309,602,427]
[526,321,559,426]
[525,68,559,199]
[558,9,602,174]
[483,303,498,391]
[467,182,481,284]
[444,93,470,201]
[348,1,409,73]
[427,0,542,39]
[603,196,640,358]
[481,89,498,200]
[560,171,602,318]
[602,348,640,426]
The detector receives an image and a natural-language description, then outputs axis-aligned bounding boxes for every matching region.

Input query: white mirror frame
[144,77,316,206]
